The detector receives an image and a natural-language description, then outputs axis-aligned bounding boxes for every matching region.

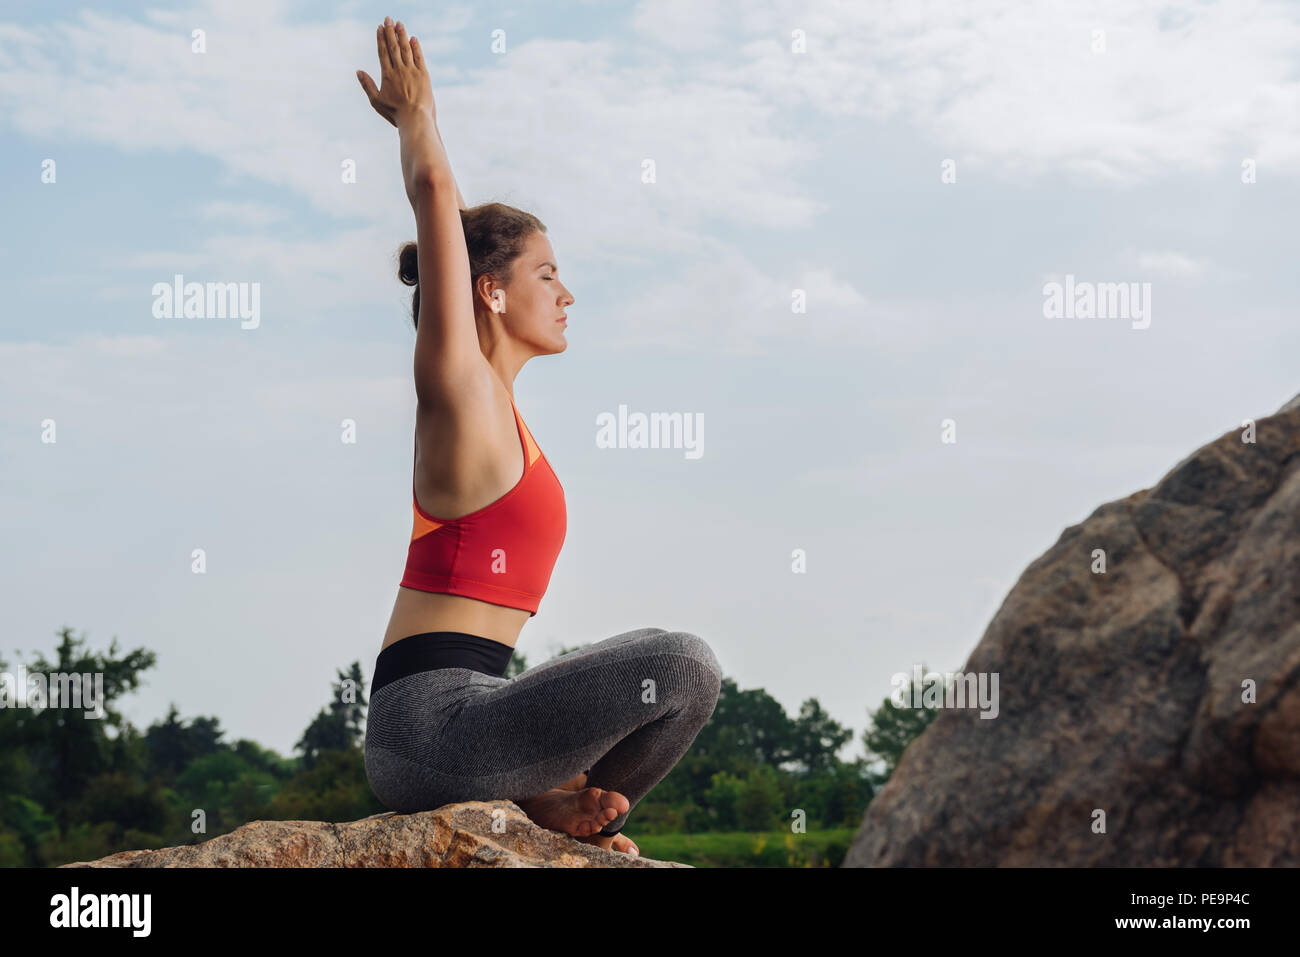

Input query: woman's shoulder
[413,363,523,512]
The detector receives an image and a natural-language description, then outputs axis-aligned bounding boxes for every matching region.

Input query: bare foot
[516,785,629,837]
[576,831,640,857]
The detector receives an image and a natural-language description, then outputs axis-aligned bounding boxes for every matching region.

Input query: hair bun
[398,242,418,286]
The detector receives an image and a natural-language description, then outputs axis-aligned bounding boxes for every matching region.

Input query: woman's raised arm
[358,18,481,405]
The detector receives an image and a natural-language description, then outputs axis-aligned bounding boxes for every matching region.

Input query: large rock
[60,801,685,868]
[846,394,1300,867]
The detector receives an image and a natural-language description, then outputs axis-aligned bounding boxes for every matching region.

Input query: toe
[597,788,630,817]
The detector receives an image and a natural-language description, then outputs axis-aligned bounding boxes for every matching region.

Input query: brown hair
[397,202,547,328]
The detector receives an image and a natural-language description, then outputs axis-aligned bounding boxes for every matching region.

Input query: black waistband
[371,632,514,695]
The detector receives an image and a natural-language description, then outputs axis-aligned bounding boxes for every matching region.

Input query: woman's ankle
[556,771,588,792]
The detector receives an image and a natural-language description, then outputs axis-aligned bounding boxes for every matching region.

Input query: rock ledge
[59,800,686,868]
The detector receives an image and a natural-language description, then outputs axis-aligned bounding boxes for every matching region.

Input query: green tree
[0,830,25,867]
[145,705,224,777]
[704,770,745,830]
[785,758,874,830]
[735,765,784,831]
[0,795,58,865]
[267,749,382,823]
[6,627,156,829]
[689,678,794,772]
[67,770,171,842]
[505,650,530,678]
[862,665,944,787]
[296,662,367,769]
[788,698,853,776]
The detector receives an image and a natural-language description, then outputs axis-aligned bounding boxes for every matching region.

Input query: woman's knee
[647,630,723,685]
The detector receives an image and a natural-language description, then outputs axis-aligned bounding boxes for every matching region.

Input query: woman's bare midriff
[381,588,529,652]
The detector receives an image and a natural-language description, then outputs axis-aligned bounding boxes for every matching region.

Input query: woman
[356,18,722,858]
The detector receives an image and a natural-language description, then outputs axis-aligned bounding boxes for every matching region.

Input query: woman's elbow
[408,167,446,198]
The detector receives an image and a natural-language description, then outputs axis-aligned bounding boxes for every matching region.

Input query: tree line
[0,627,940,866]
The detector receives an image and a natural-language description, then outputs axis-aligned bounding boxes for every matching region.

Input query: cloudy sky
[2,0,1297,761]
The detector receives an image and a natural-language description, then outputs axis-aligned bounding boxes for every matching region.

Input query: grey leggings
[364,627,722,836]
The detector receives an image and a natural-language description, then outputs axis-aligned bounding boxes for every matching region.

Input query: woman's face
[493,231,574,354]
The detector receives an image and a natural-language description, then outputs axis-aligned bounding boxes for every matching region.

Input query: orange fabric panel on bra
[411,501,443,542]
[519,416,541,468]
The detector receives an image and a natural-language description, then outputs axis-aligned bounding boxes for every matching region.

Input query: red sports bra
[401,395,566,615]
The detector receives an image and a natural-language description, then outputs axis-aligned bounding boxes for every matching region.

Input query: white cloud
[6,0,1291,361]
[0,1,864,349]
[632,0,1300,184]
[1134,250,1208,279]
[199,200,287,227]
[98,223,416,328]
[90,333,169,358]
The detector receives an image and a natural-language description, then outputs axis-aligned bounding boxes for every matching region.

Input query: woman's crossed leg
[364,626,723,854]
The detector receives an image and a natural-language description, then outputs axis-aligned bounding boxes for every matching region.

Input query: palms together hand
[357,17,433,126]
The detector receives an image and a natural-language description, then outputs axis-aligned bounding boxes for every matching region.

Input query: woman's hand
[356,16,434,127]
